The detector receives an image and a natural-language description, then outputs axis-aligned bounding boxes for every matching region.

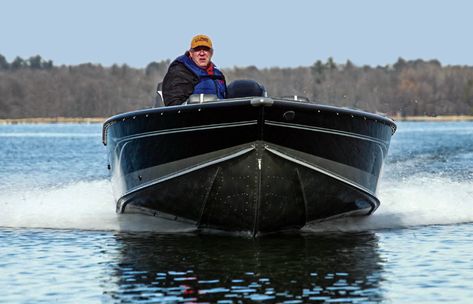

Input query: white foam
[0,180,194,232]
[305,175,473,232]
[1,176,472,233]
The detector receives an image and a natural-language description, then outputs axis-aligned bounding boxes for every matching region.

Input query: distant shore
[0,117,106,124]
[391,115,473,122]
[1,115,473,124]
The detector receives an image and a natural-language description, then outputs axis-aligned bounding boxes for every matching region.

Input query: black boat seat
[226,80,266,98]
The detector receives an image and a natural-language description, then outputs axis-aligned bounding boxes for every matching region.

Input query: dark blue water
[1,122,473,303]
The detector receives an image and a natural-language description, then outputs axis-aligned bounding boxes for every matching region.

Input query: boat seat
[155,82,165,107]
[226,79,267,98]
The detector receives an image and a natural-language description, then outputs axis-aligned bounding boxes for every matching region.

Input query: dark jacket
[162,54,226,106]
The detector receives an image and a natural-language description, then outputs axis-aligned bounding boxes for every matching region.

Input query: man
[162,34,227,106]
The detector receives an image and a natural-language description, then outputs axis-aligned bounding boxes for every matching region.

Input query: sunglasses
[191,46,212,53]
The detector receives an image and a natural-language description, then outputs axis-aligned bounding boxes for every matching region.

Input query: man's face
[189,46,213,68]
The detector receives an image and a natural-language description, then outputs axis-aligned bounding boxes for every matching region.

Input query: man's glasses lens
[193,47,210,53]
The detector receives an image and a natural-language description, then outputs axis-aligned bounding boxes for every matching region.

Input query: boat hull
[103,98,395,236]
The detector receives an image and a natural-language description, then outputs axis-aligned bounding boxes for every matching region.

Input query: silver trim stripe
[264,120,388,148]
[115,120,258,145]
[264,146,377,197]
[113,120,258,158]
[121,146,255,199]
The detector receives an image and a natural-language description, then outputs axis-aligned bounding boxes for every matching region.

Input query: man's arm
[162,63,197,106]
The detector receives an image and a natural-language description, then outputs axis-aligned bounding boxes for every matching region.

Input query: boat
[102,80,396,236]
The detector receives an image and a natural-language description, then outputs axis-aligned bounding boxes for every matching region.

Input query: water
[1,122,473,303]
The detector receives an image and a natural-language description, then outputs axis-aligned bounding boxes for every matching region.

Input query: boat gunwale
[102,98,397,145]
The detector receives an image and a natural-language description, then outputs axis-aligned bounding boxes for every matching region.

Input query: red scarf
[206,64,214,75]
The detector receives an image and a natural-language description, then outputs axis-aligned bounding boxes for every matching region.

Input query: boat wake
[1,176,472,233]
[0,180,195,233]
[305,174,473,232]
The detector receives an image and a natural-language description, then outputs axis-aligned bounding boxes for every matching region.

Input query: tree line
[1,54,473,119]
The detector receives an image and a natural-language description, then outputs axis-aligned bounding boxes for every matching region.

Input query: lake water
[1,122,473,303]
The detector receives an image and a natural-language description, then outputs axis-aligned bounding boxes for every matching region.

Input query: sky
[1,0,473,69]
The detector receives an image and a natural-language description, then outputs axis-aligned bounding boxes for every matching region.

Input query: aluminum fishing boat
[102,80,396,236]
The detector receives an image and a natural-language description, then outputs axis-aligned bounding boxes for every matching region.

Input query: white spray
[1,175,472,233]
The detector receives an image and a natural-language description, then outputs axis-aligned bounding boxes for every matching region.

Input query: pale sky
[1,0,472,69]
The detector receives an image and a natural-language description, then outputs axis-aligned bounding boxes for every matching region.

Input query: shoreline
[0,117,106,124]
[391,115,473,122]
[1,115,473,124]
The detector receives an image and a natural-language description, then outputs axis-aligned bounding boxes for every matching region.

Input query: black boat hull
[103,98,395,236]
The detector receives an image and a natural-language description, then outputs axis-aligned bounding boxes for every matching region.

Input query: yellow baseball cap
[190,34,213,49]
